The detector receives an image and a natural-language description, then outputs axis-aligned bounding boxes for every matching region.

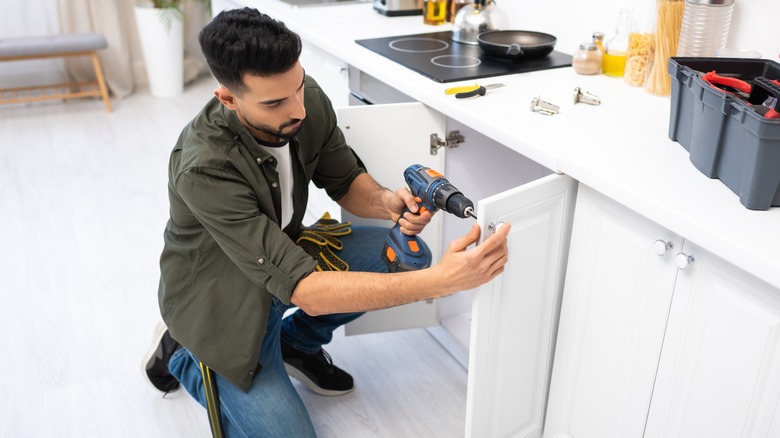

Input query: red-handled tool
[702,70,751,96]
[701,71,780,119]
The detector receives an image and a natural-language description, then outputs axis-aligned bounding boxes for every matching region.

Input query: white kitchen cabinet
[545,185,780,438]
[299,44,350,109]
[335,100,553,343]
[336,102,446,335]
[436,118,553,368]
[644,240,780,438]
[544,186,683,438]
[466,174,578,438]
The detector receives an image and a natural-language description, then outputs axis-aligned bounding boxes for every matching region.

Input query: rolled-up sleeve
[175,166,317,304]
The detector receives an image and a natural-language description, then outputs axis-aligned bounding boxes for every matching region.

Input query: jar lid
[686,0,734,5]
[579,42,599,51]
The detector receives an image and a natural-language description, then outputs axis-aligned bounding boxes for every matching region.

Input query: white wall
[497,0,777,60]
[727,0,779,59]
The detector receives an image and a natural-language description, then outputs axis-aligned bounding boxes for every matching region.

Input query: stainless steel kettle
[452,0,509,45]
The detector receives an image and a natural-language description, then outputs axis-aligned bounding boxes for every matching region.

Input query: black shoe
[142,322,181,393]
[281,339,354,396]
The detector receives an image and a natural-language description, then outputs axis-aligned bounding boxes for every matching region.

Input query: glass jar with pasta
[624,0,656,87]
[644,0,685,95]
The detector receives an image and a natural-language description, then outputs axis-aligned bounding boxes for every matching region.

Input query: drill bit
[464,206,477,220]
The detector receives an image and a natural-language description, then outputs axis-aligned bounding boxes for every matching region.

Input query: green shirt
[158,76,365,391]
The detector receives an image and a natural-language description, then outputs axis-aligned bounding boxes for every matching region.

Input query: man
[143,7,510,436]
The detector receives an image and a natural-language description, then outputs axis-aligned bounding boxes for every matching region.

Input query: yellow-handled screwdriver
[444,83,505,99]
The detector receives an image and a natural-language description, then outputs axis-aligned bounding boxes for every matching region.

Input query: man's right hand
[433,223,511,293]
[388,186,434,236]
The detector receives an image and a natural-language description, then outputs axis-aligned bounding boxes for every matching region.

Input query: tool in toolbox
[382,164,477,272]
[445,83,505,99]
[700,70,780,119]
[748,77,780,119]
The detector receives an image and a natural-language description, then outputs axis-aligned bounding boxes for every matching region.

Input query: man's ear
[214,85,239,110]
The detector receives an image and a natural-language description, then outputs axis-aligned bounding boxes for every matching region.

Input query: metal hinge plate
[430,130,464,155]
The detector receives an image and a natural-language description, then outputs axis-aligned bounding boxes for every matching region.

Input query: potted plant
[133,0,211,97]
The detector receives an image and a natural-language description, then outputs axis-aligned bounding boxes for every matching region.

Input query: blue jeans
[169,226,422,437]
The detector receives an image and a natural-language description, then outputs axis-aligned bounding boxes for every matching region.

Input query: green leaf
[151,0,212,31]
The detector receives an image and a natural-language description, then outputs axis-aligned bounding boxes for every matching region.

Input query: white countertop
[229,0,780,288]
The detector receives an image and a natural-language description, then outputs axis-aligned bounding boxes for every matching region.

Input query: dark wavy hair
[198,8,302,95]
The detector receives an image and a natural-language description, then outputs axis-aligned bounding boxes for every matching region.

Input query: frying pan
[477,30,557,60]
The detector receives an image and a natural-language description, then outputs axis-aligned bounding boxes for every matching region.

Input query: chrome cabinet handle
[488,222,505,234]
[675,253,695,270]
[654,240,673,256]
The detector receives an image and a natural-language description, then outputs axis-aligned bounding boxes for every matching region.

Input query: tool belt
[295,212,352,272]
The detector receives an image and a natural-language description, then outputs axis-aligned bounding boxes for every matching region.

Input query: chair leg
[91,52,112,113]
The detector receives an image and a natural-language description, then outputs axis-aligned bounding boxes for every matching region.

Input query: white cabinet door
[543,186,682,438]
[645,240,780,438]
[466,173,578,438]
[336,103,446,335]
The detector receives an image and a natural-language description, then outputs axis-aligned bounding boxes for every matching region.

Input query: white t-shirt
[260,143,294,230]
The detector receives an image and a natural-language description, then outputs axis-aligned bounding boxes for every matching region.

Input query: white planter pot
[134,6,184,98]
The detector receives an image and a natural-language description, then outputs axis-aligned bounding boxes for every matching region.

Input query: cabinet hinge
[430,130,464,155]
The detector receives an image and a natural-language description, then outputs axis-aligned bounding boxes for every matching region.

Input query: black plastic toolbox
[668,57,780,210]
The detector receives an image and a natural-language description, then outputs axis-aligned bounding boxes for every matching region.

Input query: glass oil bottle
[603,9,631,77]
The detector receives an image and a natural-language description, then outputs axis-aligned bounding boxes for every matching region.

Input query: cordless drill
[382,164,477,272]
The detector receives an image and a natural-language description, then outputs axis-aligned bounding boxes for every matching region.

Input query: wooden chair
[0,33,112,112]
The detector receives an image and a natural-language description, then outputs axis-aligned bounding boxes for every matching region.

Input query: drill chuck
[443,191,476,219]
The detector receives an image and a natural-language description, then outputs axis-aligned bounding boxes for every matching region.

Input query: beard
[244,116,303,141]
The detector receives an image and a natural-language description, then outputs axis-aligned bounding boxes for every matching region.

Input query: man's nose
[291,93,306,120]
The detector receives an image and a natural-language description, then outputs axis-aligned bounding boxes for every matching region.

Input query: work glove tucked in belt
[295,212,352,272]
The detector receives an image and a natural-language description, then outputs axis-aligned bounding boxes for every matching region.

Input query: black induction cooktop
[356,31,572,83]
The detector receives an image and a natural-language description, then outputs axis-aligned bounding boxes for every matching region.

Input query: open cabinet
[336,102,554,341]
[338,101,579,438]
[337,102,446,335]
[466,174,578,438]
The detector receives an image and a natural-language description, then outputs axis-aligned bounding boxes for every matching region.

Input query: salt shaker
[573,43,603,75]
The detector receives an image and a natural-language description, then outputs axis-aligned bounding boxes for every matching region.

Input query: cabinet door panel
[645,241,780,438]
[466,174,578,438]
[336,103,445,335]
[544,186,682,438]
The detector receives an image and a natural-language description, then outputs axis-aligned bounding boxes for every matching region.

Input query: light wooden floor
[0,77,467,437]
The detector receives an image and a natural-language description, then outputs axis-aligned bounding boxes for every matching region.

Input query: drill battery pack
[382,226,431,273]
